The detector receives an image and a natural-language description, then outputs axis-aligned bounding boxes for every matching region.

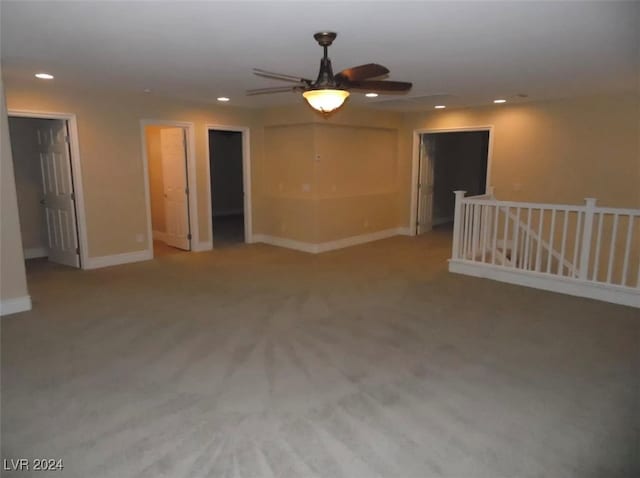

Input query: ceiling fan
[247,32,412,113]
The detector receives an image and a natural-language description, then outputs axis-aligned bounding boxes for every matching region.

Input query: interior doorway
[7,114,85,268]
[414,129,490,234]
[208,128,247,247]
[143,124,192,255]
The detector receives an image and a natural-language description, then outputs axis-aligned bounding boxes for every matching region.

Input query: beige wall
[314,124,400,242]
[1,78,29,304]
[7,117,58,251]
[5,81,261,257]
[145,125,166,234]
[3,77,638,264]
[260,123,316,242]
[400,93,640,227]
[258,105,403,244]
[259,118,402,243]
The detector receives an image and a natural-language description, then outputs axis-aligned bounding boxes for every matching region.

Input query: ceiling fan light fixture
[303,89,349,113]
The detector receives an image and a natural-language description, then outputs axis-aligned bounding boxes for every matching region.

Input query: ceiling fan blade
[253,68,312,84]
[335,63,389,82]
[347,80,413,92]
[246,86,302,96]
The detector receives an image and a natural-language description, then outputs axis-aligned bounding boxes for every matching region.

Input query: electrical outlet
[302,183,311,192]
[135,233,145,243]
[364,219,369,228]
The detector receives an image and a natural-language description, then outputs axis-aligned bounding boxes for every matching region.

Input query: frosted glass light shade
[302,89,350,113]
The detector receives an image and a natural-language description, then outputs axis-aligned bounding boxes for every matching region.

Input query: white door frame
[140,119,198,254]
[409,126,494,236]
[205,124,253,246]
[8,109,89,268]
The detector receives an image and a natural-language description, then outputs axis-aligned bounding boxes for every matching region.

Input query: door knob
[39,199,46,205]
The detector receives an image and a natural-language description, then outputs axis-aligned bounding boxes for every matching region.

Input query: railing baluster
[578,198,596,280]
[512,208,521,268]
[481,204,489,263]
[592,212,604,281]
[559,210,569,276]
[606,214,619,284]
[464,202,471,260]
[502,206,510,266]
[461,203,467,260]
[535,208,544,272]
[572,211,583,278]
[491,204,499,265]
[524,208,532,270]
[621,215,634,287]
[471,203,479,260]
[547,209,556,273]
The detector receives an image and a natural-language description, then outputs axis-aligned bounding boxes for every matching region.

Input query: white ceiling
[1,1,638,111]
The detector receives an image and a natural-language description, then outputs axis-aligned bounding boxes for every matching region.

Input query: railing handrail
[460,197,640,217]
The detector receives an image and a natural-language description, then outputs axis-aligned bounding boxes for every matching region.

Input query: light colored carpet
[2,230,639,478]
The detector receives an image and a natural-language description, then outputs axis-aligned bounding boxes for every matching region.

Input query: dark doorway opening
[208,130,244,246]
[417,130,489,233]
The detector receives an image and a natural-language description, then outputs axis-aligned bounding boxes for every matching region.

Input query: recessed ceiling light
[217,97,230,102]
[494,99,507,104]
[35,73,54,80]
[365,92,378,98]
[434,105,446,109]
[143,88,152,94]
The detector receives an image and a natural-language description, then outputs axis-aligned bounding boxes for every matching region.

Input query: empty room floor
[2,231,638,478]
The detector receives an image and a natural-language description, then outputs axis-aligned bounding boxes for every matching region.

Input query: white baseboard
[0,296,32,316]
[192,240,213,252]
[254,227,409,254]
[315,228,408,253]
[24,247,47,259]
[84,249,153,270]
[252,234,318,253]
[449,259,640,309]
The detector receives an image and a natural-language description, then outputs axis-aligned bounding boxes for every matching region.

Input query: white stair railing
[450,190,640,308]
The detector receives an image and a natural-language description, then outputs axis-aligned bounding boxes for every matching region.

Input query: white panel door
[37,120,80,267]
[416,135,435,234]
[160,128,190,250]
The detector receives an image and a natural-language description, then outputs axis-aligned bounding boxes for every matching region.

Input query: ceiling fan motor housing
[312,32,339,89]
[313,32,337,47]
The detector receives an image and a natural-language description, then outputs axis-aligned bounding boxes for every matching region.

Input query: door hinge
[187,233,192,240]
[65,135,70,144]
[185,187,189,195]
[75,247,80,254]
[70,192,75,200]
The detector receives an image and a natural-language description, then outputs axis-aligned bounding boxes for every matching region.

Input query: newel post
[486,186,495,198]
[579,198,597,280]
[452,191,467,259]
